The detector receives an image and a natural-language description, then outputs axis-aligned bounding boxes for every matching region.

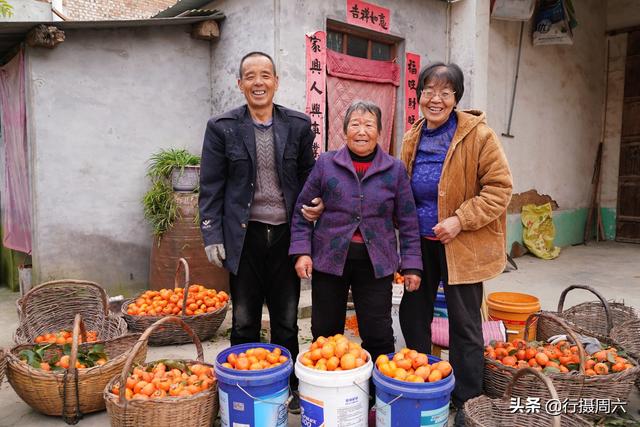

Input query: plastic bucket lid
[215,343,293,387]
[294,351,373,387]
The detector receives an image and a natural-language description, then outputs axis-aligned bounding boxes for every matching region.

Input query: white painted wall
[28,26,212,292]
[205,0,447,152]
[488,0,607,210]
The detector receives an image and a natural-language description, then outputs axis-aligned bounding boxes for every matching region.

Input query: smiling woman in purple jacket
[289,100,422,364]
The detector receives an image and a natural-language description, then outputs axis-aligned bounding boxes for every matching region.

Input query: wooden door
[617,31,640,243]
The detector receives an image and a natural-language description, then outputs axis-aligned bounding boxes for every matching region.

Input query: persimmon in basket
[299,334,369,372]
[485,338,635,376]
[35,330,98,344]
[111,361,215,400]
[376,347,452,383]
[221,347,289,371]
[126,285,229,316]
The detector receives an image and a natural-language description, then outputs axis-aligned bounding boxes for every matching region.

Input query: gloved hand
[547,334,602,355]
[205,244,226,268]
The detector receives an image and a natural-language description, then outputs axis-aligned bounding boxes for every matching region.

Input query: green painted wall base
[506,207,617,250]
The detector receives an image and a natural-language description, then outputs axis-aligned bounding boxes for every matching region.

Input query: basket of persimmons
[483,311,639,419]
[6,314,145,424]
[104,317,217,427]
[121,258,229,345]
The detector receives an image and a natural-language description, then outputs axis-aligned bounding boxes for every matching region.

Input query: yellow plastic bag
[521,203,561,260]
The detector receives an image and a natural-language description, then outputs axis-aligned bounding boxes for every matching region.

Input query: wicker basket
[104,316,218,427]
[0,348,6,384]
[466,368,591,427]
[14,279,129,345]
[121,258,228,346]
[6,314,145,424]
[611,318,640,361]
[536,284,638,343]
[483,312,640,419]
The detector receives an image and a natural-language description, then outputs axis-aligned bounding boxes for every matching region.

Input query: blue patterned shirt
[411,114,458,238]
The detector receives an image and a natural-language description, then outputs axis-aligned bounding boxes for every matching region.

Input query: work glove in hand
[205,244,226,268]
[547,334,602,355]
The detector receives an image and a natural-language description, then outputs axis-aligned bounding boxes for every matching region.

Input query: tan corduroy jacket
[400,110,513,284]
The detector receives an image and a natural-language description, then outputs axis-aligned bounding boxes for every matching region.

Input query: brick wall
[62,0,178,20]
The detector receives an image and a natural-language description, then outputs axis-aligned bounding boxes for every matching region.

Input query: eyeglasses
[421,89,456,101]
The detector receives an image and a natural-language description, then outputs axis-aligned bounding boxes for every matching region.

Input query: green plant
[0,1,13,18]
[147,148,200,181]
[142,148,200,239]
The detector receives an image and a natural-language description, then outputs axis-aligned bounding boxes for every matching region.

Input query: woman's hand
[433,216,462,244]
[295,255,313,279]
[301,197,324,222]
[404,274,421,292]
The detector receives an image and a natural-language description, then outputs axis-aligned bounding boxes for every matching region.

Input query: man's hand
[205,244,226,268]
[294,255,313,279]
[404,274,421,292]
[301,197,324,222]
[433,216,462,245]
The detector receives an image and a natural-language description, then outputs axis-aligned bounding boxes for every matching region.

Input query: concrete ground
[0,241,638,426]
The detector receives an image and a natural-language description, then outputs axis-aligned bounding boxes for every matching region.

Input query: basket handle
[63,313,88,424]
[19,280,110,339]
[557,285,613,335]
[117,316,203,404]
[523,312,587,374]
[175,258,190,318]
[503,367,561,427]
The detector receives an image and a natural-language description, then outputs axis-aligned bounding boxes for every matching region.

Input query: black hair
[415,62,464,104]
[238,51,277,78]
[343,100,382,134]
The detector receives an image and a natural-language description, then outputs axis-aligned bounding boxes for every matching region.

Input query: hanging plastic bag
[533,0,577,46]
[521,203,561,260]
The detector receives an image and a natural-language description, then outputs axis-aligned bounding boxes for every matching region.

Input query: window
[327,29,394,61]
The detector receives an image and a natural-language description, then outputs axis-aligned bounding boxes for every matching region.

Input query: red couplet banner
[404,52,421,132]
[346,0,391,34]
[305,31,327,159]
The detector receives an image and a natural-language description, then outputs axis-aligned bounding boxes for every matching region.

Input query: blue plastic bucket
[373,355,455,427]
[214,343,293,427]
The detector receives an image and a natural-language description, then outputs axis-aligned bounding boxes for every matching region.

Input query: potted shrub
[142,148,200,238]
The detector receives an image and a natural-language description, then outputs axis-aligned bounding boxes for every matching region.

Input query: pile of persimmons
[375,348,452,383]
[299,334,369,371]
[485,338,634,376]
[112,361,215,400]
[221,346,289,371]
[125,285,229,317]
[35,330,98,344]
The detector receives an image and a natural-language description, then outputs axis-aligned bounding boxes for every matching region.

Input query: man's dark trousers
[229,221,300,389]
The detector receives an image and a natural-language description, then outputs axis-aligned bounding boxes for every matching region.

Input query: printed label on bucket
[300,394,324,427]
[220,388,230,427]
[254,387,289,427]
[376,398,449,427]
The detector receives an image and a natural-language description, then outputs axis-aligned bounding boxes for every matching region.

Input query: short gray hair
[343,100,382,134]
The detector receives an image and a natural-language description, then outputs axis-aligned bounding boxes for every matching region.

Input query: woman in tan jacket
[399,62,512,426]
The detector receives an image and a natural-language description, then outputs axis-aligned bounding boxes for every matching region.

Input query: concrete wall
[488,1,608,245]
[205,0,447,152]
[0,0,52,21]
[28,26,212,293]
[607,0,640,32]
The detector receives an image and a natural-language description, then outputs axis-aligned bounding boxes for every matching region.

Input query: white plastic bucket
[391,284,405,352]
[295,352,373,427]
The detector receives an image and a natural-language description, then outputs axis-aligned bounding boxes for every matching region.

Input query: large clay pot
[171,165,200,192]
[149,192,228,292]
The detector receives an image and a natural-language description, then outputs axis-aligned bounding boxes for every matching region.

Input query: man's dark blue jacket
[198,104,316,275]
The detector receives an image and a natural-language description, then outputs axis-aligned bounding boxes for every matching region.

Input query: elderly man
[199,51,322,413]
